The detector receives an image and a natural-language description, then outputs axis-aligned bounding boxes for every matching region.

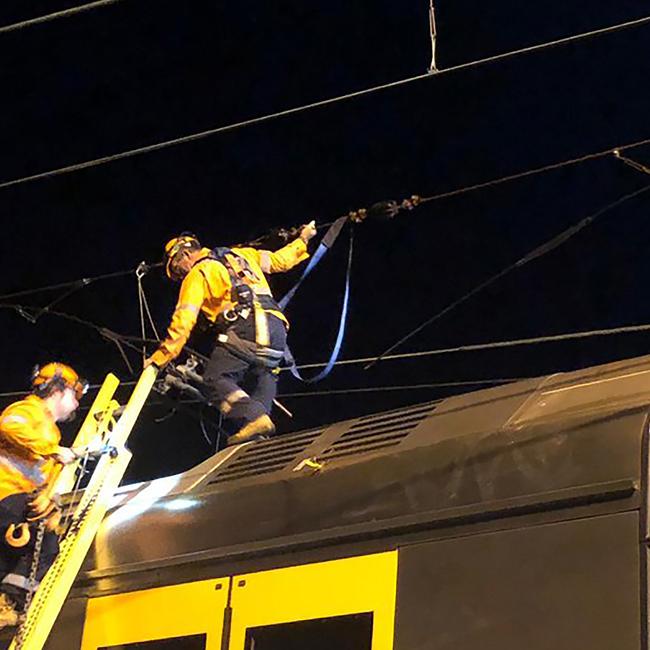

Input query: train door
[79,551,397,650]
[80,579,229,650]
[227,551,398,650]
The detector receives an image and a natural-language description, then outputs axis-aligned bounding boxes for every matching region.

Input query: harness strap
[278,216,348,310]
[217,331,285,369]
[195,248,282,348]
[284,225,354,383]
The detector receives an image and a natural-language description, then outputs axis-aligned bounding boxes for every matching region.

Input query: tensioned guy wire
[364,182,650,369]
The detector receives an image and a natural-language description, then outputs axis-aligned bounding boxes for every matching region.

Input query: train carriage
[8,353,650,650]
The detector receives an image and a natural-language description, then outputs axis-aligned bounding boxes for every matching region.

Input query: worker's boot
[0,592,19,630]
[227,415,275,446]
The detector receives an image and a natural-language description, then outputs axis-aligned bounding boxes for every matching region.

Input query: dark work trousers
[0,493,59,610]
[203,312,287,436]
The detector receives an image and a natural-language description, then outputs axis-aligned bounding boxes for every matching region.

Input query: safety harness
[193,217,352,381]
[195,248,285,369]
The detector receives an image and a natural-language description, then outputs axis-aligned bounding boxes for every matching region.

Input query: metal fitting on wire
[347,194,422,223]
[135,261,150,279]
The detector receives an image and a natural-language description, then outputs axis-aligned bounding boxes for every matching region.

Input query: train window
[244,613,373,650]
[228,552,397,650]
[99,634,206,649]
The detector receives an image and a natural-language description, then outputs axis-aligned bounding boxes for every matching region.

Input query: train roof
[80,353,650,585]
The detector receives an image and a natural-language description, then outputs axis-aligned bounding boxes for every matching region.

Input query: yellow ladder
[10,367,158,650]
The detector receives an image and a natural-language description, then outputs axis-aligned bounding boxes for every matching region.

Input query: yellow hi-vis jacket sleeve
[0,398,60,459]
[149,266,214,368]
[241,238,309,274]
[0,396,61,499]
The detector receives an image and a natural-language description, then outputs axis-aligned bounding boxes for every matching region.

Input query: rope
[136,272,147,363]
[428,0,439,73]
[113,336,136,375]
[364,181,650,369]
[141,286,160,341]
[613,150,650,176]
[134,261,160,367]
[2,13,649,190]
[58,453,92,541]
[0,0,125,35]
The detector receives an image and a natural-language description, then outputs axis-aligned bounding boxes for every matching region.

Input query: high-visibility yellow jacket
[0,395,61,502]
[150,239,309,368]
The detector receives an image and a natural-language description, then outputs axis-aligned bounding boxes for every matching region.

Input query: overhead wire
[0,380,518,404]
[0,302,212,383]
[0,8,648,436]
[279,380,518,398]
[1,8,648,378]
[419,137,650,203]
[295,322,650,371]
[0,379,142,400]
[3,308,650,398]
[364,181,650,369]
[0,303,147,375]
[1,13,650,190]
[0,0,126,35]
[2,136,650,312]
[0,265,160,303]
[5,299,650,376]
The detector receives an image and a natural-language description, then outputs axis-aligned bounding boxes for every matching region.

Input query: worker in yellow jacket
[146,223,316,445]
[0,363,87,629]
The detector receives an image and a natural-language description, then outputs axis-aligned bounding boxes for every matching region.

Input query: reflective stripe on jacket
[0,395,61,501]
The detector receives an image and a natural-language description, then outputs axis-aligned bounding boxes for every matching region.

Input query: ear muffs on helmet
[31,363,88,400]
[164,233,201,280]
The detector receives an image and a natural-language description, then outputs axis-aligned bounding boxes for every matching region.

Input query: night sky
[1,1,650,482]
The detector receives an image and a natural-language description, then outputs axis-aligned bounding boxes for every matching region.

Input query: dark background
[1,1,649,482]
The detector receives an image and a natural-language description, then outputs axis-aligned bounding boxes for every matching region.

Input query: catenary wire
[1,14,649,190]
[0,0,125,35]
[2,137,650,308]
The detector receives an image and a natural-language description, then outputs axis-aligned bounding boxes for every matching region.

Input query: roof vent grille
[320,401,436,463]
[209,427,324,484]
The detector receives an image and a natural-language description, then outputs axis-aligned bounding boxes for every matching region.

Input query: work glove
[300,220,317,242]
[55,446,79,465]
[28,491,60,520]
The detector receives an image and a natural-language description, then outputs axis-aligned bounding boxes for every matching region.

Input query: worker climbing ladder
[9,367,158,650]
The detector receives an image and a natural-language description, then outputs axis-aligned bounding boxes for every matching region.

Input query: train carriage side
[38,355,650,650]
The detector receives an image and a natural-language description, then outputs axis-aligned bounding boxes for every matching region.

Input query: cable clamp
[136,261,149,280]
